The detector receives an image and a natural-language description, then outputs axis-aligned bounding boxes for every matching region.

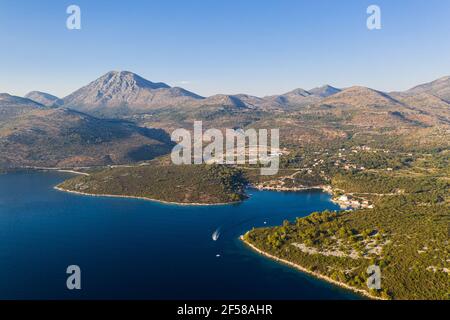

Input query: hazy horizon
[3,70,450,100]
[1,0,450,97]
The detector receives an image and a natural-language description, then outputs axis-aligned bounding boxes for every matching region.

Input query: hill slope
[406,76,450,101]
[0,94,172,168]
[57,164,247,204]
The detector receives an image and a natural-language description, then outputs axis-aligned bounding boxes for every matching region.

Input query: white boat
[212,228,221,241]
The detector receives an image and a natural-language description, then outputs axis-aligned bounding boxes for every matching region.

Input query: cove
[0,171,361,299]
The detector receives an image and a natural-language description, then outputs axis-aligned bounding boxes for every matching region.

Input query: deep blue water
[0,171,360,299]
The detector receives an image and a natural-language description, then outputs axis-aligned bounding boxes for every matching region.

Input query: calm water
[0,171,360,299]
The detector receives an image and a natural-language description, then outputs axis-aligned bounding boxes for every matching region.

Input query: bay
[0,171,360,299]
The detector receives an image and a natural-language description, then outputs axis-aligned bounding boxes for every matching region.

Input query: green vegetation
[58,164,248,205]
[243,152,449,300]
[332,171,447,196]
[52,111,449,299]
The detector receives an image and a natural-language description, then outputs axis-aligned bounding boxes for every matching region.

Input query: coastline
[253,184,371,210]
[252,183,332,192]
[25,167,363,209]
[5,167,90,176]
[55,169,90,176]
[240,235,383,300]
[251,185,326,192]
[54,185,240,207]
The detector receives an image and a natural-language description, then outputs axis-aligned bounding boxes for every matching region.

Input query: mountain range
[1,71,449,168]
[24,71,346,116]
[23,71,450,117]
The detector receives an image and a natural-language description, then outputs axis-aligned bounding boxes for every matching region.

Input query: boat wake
[212,228,221,241]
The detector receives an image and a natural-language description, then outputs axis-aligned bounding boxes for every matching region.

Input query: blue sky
[1,0,449,97]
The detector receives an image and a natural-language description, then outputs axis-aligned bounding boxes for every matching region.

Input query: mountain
[0,93,45,116]
[0,94,172,168]
[191,93,287,110]
[134,78,448,145]
[3,74,448,169]
[406,76,450,101]
[265,88,320,108]
[318,86,403,109]
[308,85,341,98]
[250,84,449,150]
[25,91,63,107]
[390,92,450,123]
[309,86,445,128]
[62,71,204,117]
[264,85,341,108]
[318,85,448,126]
[234,94,285,110]
[195,94,247,108]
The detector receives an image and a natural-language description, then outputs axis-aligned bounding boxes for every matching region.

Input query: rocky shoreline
[54,185,239,206]
[240,235,383,300]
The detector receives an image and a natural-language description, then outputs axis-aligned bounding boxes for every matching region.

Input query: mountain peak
[25,91,63,107]
[284,88,311,97]
[62,71,203,116]
[97,70,171,90]
[340,86,392,96]
[0,93,43,107]
[263,88,320,108]
[321,86,402,107]
[0,93,46,121]
[200,94,247,108]
[0,93,12,99]
[308,85,341,97]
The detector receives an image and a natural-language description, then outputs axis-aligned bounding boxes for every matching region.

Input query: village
[249,144,409,210]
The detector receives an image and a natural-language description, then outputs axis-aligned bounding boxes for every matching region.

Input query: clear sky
[1,0,449,98]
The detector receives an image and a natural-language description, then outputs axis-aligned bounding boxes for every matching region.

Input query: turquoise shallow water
[0,171,361,299]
